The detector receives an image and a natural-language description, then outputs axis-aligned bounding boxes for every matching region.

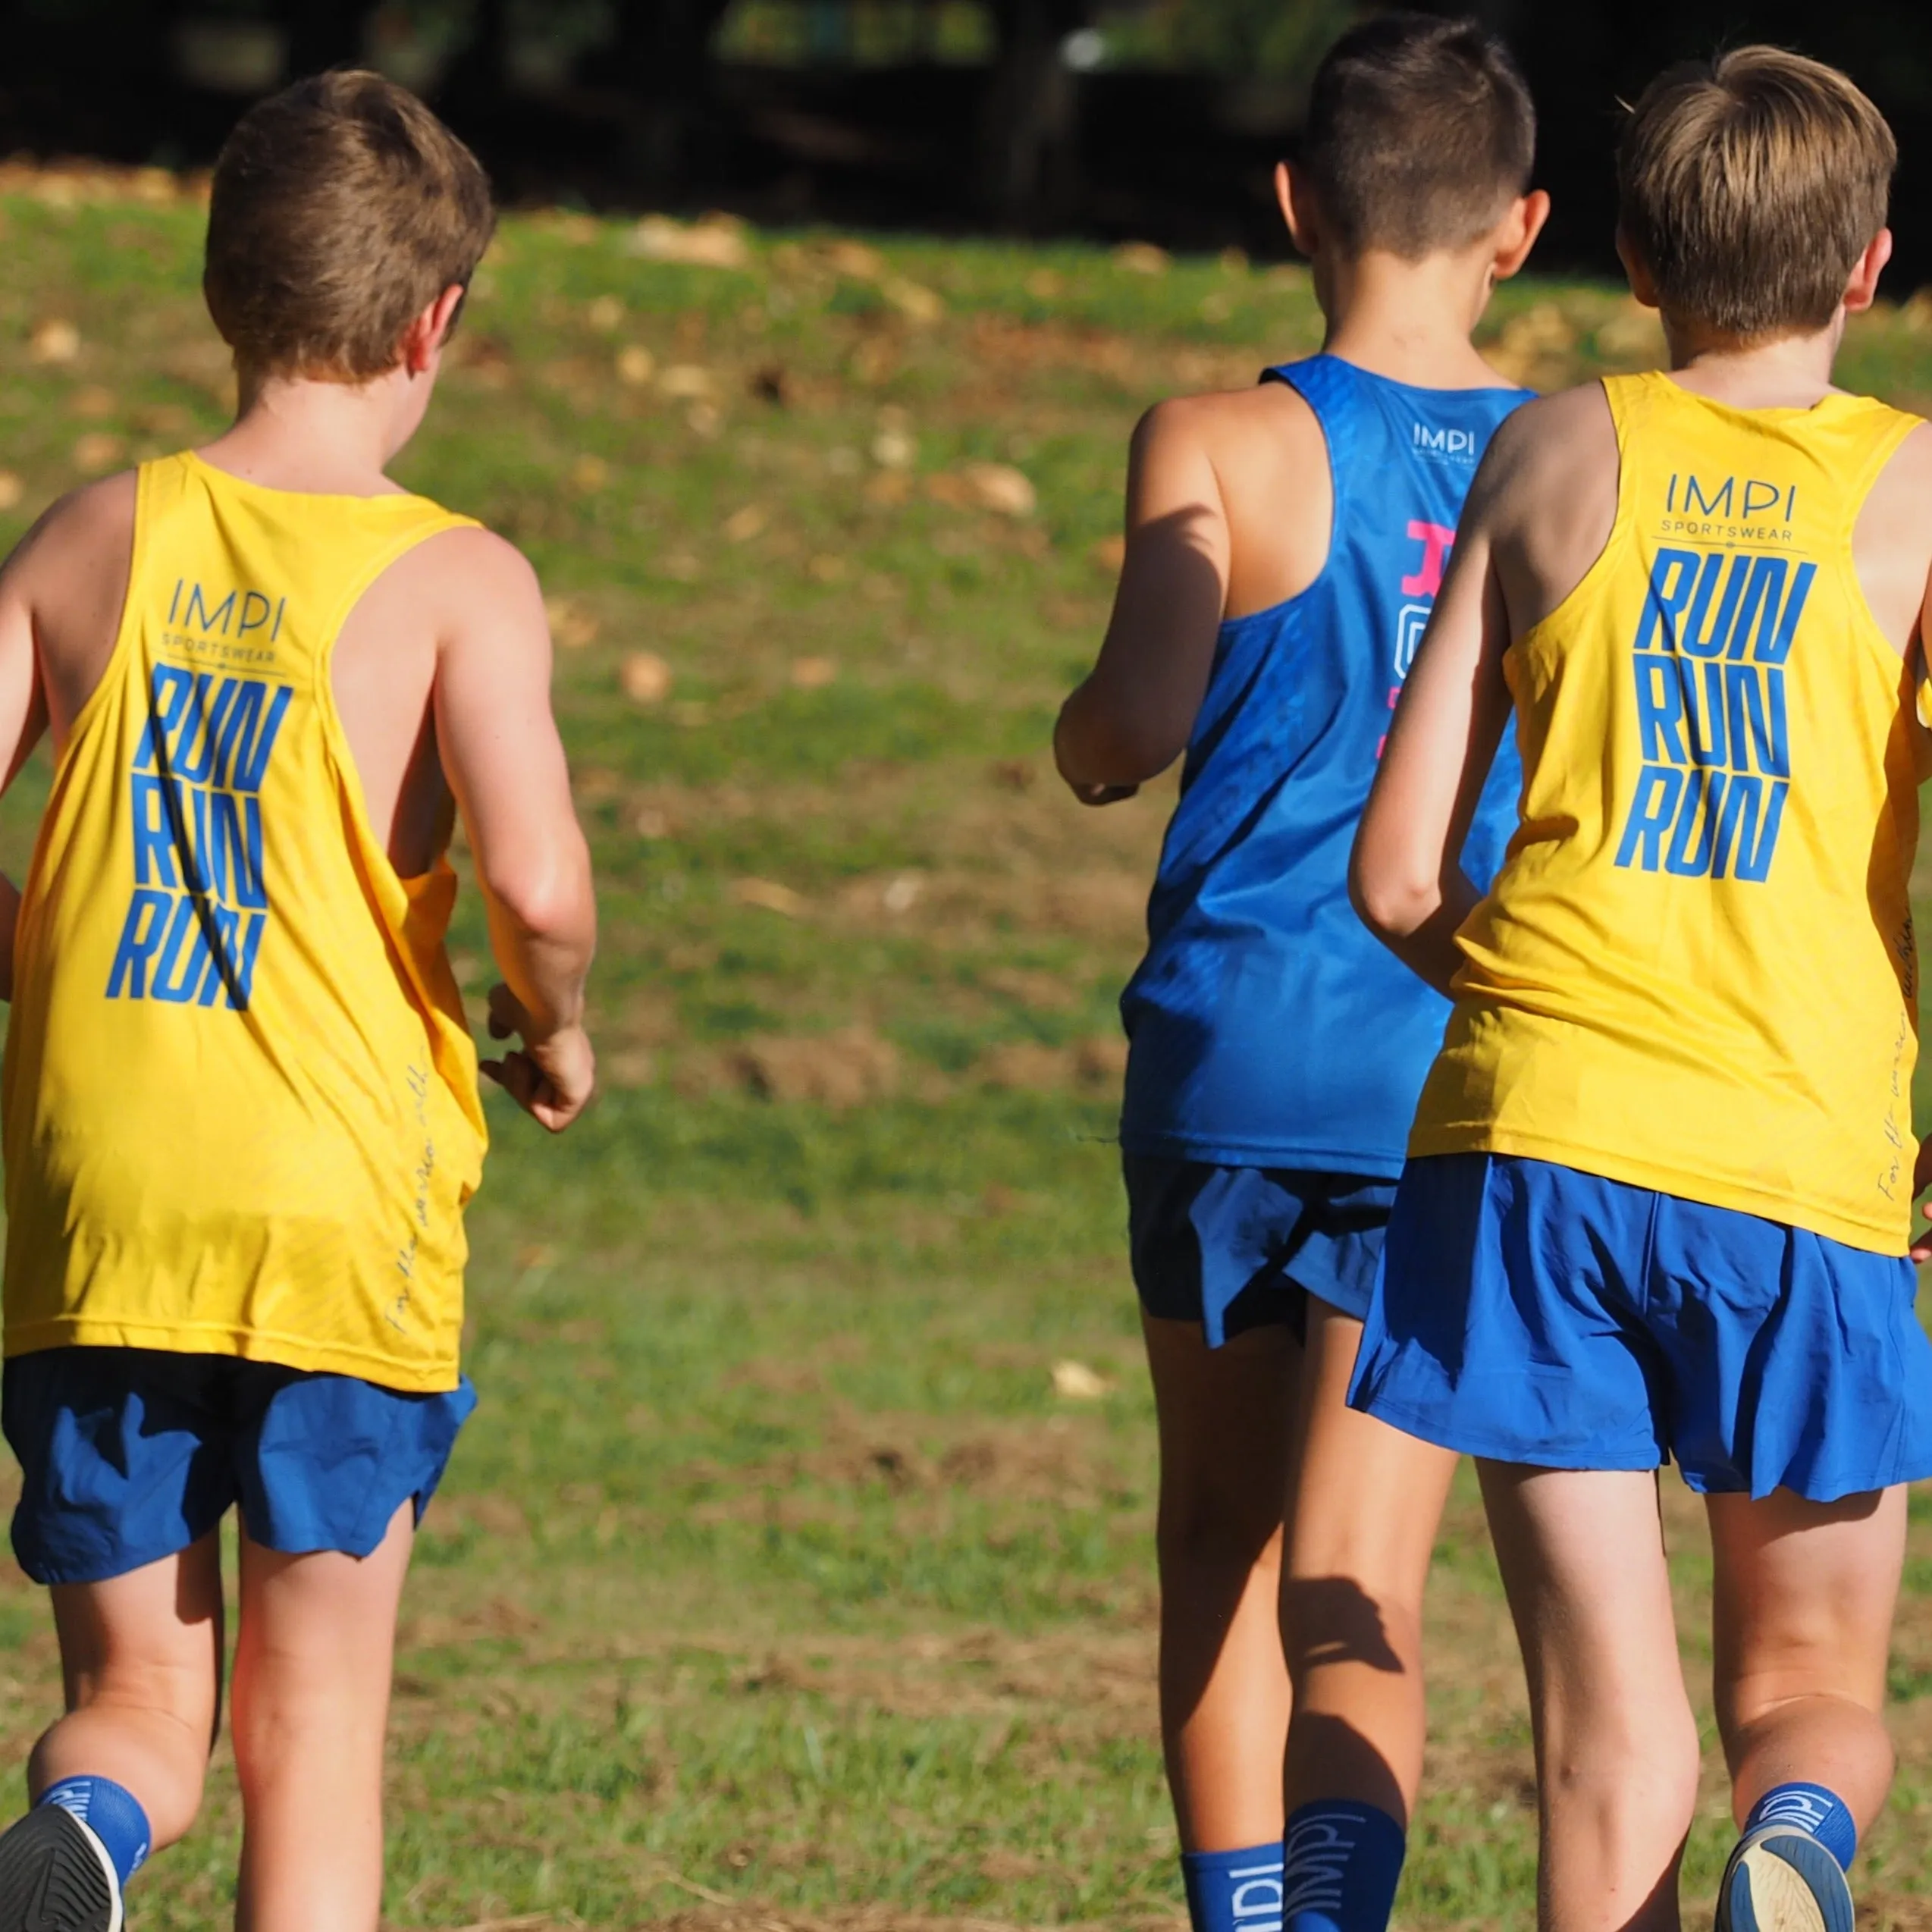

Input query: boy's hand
[480,983,596,1133]
[1912,1136,1932,1262]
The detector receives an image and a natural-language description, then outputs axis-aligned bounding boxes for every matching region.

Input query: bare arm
[1350,453,1518,999]
[0,560,41,999]
[432,529,597,1131]
[0,480,130,999]
[1053,400,1231,803]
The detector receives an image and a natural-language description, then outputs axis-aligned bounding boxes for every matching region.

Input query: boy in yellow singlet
[1351,49,1932,1932]
[0,74,596,1930]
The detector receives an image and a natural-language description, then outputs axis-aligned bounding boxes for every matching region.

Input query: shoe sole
[0,1807,120,1932]
[1720,1830,1855,1932]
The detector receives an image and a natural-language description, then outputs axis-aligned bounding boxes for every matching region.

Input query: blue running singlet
[1118,354,1527,1175]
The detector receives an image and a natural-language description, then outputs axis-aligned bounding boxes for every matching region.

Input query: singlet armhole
[312,514,480,895]
[1838,407,1927,682]
[47,461,153,776]
[1510,377,1634,663]
[1228,362,1339,629]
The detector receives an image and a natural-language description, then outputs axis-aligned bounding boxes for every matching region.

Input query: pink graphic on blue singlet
[105,663,292,1010]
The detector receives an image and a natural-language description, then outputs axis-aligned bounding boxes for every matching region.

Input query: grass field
[0,165,1929,1929]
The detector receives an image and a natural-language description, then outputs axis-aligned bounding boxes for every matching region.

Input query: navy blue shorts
[3,1349,476,1585]
[1350,1153,1932,1501]
[1125,1154,1397,1347]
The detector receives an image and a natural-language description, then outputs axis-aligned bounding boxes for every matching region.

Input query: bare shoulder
[388,522,547,643]
[1479,384,1620,638]
[1478,383,1615,500]
[4,470,137,589]
[1134,380,1319,474]
[1868,415,1932,496]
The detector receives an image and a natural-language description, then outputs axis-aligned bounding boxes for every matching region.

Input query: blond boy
[1354,48,1932,1932]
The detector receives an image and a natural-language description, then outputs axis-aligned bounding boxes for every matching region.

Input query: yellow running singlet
[3,453,488,1390]
[1411,372,1928,1253]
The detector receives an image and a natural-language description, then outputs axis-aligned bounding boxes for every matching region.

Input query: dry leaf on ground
[1113,241,1170,276]
[729,877,808,917]
[619,652,674,706]
[544,597,601,650]
[1051,1360,1113,1400]
[962,463,1037,518]
[629,215,751,270]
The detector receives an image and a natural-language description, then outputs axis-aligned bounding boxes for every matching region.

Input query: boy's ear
[401,282,470,378]
[1843,227,1893,316]
[1276,160,1321,259]
[1491,190,1551,284]
[1616,229,1662,312]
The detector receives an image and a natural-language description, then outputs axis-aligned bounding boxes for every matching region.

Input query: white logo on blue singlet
[1412,422,1479,464]
[1394,603,1431,677]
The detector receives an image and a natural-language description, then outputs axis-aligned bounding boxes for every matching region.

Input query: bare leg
[1143,1310,1297,1852]
[1480,1464,1701,1932]
[30,1532,224,1849]
[1708,1485,1904,1835]
[1281,1302,1456,1824]
[231,1502,414,1932]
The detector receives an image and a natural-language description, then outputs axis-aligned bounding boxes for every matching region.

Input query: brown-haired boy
[1353,46,1932,1932]
[1055,15,1545,1932]
[0,71,595,1930]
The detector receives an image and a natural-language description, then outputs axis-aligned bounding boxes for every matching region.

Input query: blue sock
[1742,1781,1858,1873]
[1181,1843,1285,1932]
[1281,1801,1407,1932]
[36,1776,150,1887]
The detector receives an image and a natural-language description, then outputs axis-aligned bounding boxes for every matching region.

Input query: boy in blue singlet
[1054,17,1547,1932]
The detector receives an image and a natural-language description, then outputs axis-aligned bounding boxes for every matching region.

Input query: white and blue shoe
[0,1806,121,1932]
[1715,1827,1854,1932]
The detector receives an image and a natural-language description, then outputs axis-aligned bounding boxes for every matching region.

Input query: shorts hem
[1350,1388,1663,1473]
[16,1513,223,1587]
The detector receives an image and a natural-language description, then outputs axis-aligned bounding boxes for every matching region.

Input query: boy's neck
[1660,315,1847,410]
[1316,248,1508,390]
[197,370,422,497]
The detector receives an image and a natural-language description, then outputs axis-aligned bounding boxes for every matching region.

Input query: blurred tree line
[0,0,1929,281]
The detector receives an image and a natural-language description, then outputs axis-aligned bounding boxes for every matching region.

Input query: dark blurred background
[2,0,1930,284]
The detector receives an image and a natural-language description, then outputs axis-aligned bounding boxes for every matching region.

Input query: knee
[1156,1482,1284,1580]
[1543,1698,1701,1839]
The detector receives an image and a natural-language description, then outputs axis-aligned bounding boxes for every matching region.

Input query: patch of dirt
[977,1036,1127,1094]
[680,1407,1131,1514]
[729,1027,902,1108]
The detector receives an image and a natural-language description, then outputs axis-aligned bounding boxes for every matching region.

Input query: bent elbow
[483,840,592,944]
[1349,851,1436,943]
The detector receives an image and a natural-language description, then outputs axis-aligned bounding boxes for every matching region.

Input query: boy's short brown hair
[205,70,494,383]
[1300,11,1535,259]
[1617,48,1895,341]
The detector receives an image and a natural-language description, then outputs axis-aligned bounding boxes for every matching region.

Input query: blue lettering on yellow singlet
[1614,544,1809,880]
[106,665,291,1009]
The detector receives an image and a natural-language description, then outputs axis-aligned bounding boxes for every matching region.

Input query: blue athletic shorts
[1350,1153,1932,1501]
[1125,1154,1397,1346]
[2,1348,477,1585]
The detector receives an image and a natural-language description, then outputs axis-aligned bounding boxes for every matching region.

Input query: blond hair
[205,70,494,383]
[1617,47,1894,340]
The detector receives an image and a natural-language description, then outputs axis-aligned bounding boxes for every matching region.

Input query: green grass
[0,168,1927,1927]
